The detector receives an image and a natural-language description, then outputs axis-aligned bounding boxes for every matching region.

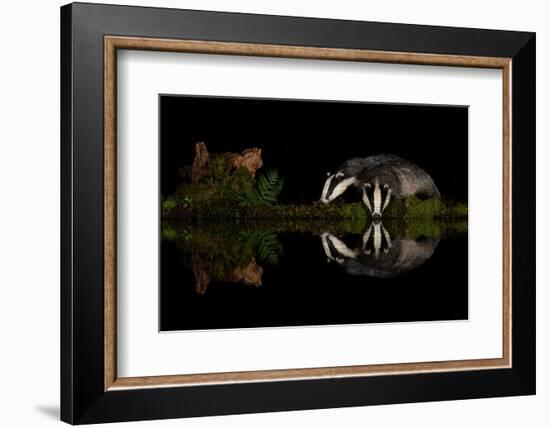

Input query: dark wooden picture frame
[61,2,535,424]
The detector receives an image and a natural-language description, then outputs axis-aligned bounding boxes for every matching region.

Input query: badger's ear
[383,184,390,189]
[364,183,372,188]
[326,171,331,177]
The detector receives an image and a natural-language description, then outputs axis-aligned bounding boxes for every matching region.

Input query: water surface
[160,219,468,331]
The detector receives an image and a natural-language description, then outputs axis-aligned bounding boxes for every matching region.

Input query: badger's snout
[320,174,335,203]
[320,172,357,204]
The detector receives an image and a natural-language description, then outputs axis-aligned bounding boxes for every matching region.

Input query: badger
[321,224,439,278]
[320,157,372,204]
[320,154,440,219]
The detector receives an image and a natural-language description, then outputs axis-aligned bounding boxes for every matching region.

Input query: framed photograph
[61,2,535,424]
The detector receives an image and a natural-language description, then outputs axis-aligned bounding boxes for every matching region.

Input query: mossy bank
[162,192,467,222]
[163,146,467,222]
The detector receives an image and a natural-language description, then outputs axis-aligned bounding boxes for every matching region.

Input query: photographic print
[160,95,468,331]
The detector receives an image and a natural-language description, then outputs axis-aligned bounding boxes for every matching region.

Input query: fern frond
[235,169,284,207]
[243,230,283,266]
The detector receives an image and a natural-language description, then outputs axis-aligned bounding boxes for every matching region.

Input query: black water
[160,227,468,331]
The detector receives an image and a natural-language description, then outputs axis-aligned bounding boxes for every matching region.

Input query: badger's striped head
[362,179,392,219]
[320,171,358,204]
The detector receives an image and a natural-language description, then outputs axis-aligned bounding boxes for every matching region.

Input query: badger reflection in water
[320,222,439,278]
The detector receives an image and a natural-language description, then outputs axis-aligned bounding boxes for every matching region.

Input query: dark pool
[159,220,468,331]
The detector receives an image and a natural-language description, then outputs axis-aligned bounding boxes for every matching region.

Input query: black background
[160,95,468,203]
[159,95,468,331]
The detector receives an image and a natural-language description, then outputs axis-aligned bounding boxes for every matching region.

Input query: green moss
[382,196,467,220]
[163,216,467,275]
[444,201,468,218]
[162,217,369,244]
[210,155,231,182]
[160,223,178,240]
[164,162,467,221]
[162,221,286,283]
[163,216,467,246]
[162,198,177,213]
[383,218,468,240]
[339,201,368,219]
[163,193,467,224]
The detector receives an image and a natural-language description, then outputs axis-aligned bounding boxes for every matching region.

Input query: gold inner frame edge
[104,35,512,391]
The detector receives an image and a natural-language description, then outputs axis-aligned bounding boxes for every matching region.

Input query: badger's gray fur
[321,224,439,278]
[320,154,440,218]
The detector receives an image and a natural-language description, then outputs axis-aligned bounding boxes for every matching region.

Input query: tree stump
[191,142,264,183]
[191,142,211,183]
[224,148,263,178]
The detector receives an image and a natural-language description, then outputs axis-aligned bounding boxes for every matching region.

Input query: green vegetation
[162,192,467,222]
[162,222,285,293]
[163,215,466,249]
[163,152,468,221]
[248,230,284,266]
[382,218,468,240]
[162,215,467,293]
[164,150,468,293]
[234,169,284,207]
[383,196,468,220]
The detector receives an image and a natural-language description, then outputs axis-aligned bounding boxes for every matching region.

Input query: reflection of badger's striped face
[362,222,392,259]
[321,223,393,264]
[320,172,358,204]
[362,179,392,218]
[320,232,358,263]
